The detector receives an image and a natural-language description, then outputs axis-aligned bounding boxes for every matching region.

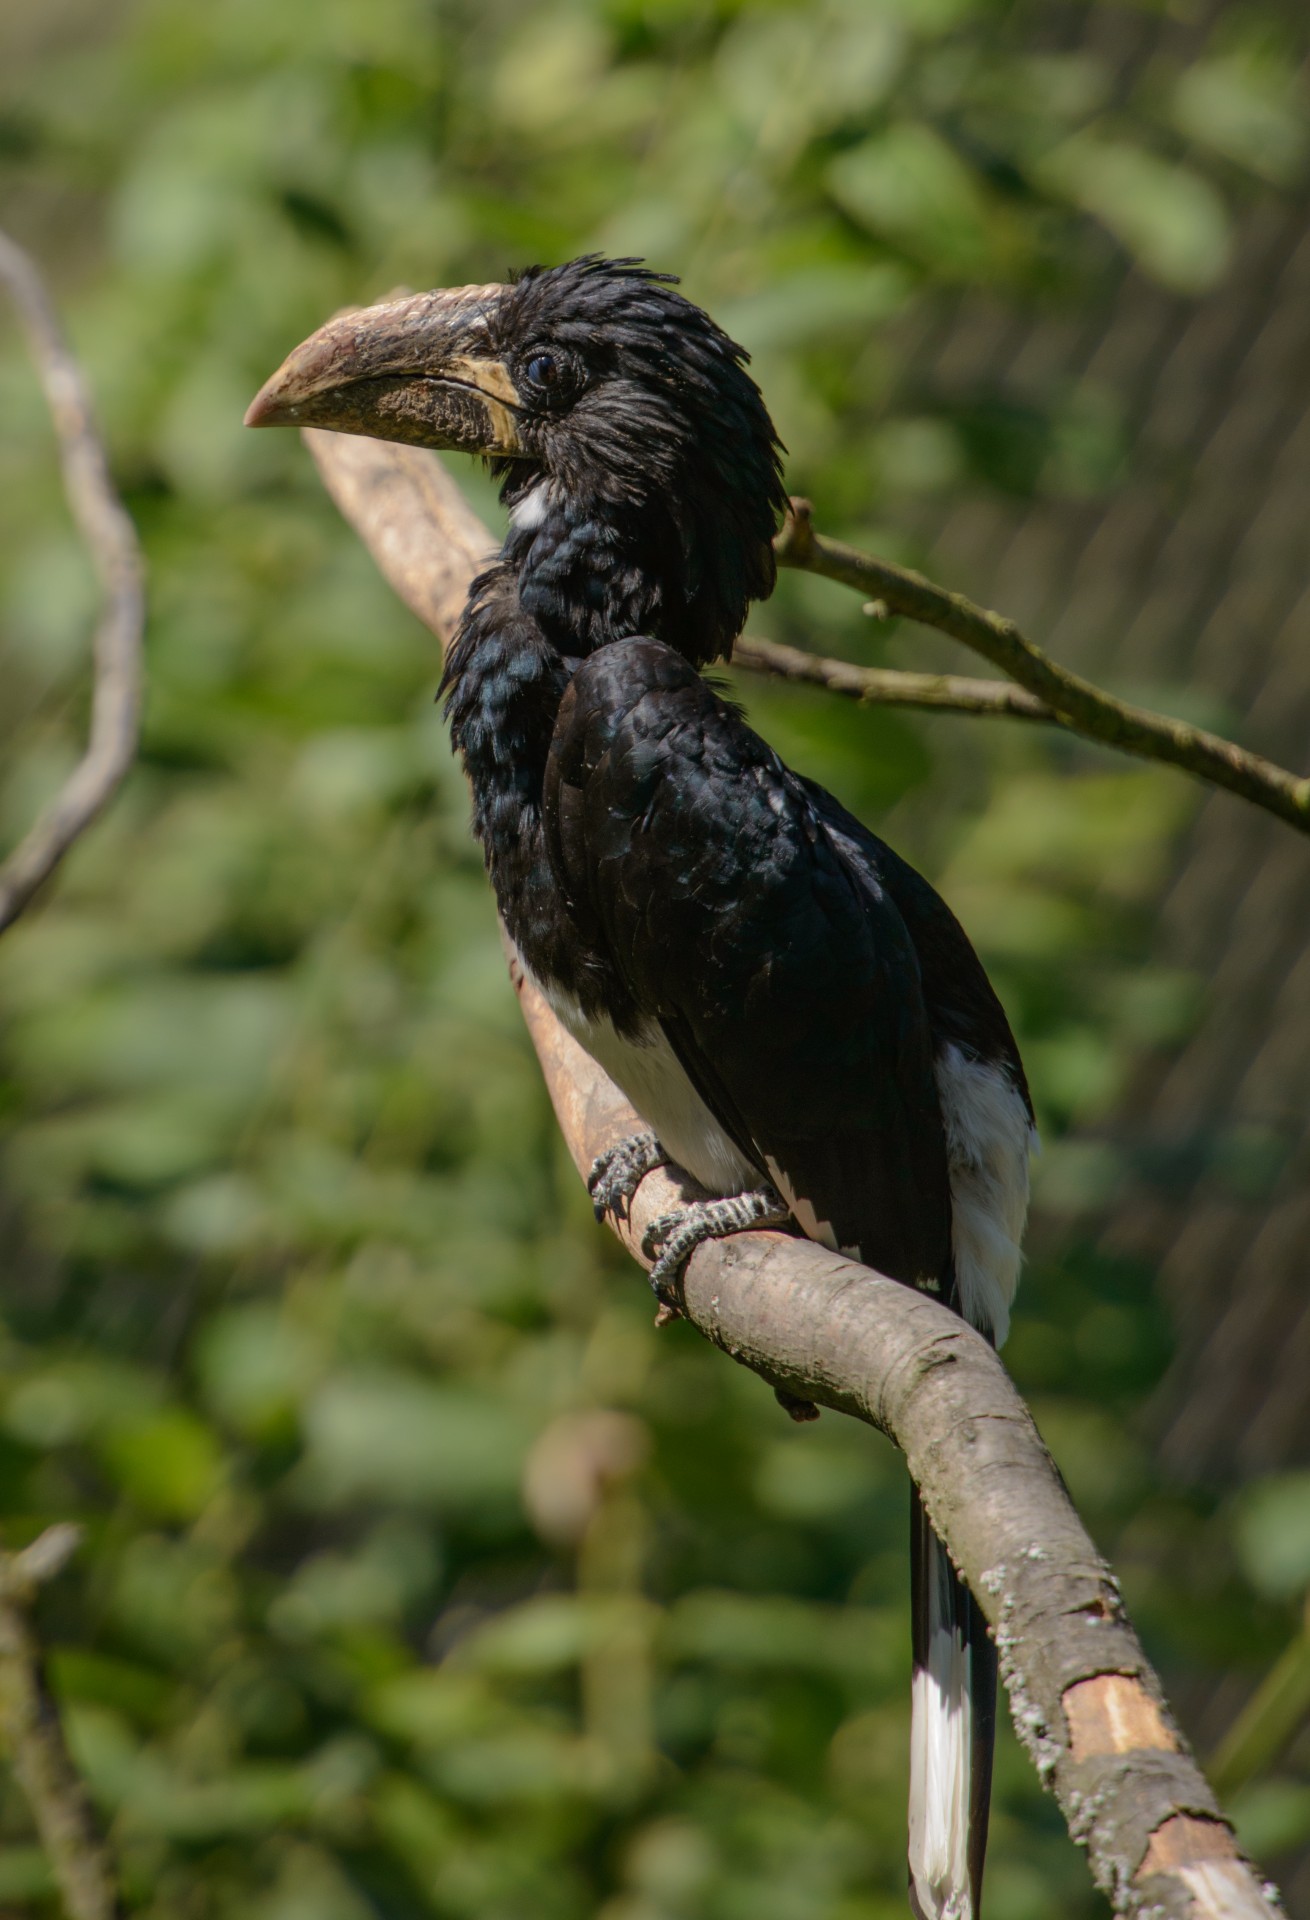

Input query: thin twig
[0,230,145,936]
[735,633,1053,720]
[299,428,1280,1918]
[775,497,1310,831]
[0,1528,120,1920]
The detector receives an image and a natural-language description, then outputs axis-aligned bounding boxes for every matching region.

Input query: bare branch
[735,634,1053,721]
[303,431,1310,817]
[0,236,133,1916]
[0,1528,120,1920]
[0,231,145,936]
[299,426,1280,1919]
[775,498,1310,832]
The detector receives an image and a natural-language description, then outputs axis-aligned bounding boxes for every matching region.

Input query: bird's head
[246,257,787,663]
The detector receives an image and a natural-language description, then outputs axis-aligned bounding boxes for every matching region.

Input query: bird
[247,255,1036,1920]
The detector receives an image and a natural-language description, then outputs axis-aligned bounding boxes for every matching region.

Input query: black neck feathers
[439,257,789,999]
[441,565,567,849]
[497,471,769,669]
[441,564,601,1005]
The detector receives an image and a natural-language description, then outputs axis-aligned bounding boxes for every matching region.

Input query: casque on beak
[244,283,523,455]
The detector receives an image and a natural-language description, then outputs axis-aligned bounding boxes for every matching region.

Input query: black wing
[543,638,953,1293]
[798,780,1034,1123]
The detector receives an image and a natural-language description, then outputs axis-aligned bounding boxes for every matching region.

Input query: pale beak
[245,283,524,455]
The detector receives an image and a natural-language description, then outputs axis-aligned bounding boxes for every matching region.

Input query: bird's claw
[641,1185,791,1304]
[587,1130,668,1223]
[641,1210,699,1302]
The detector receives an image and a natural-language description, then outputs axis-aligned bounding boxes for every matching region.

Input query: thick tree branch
[0,1527,120,1920]
[0,231,145,936]
[775,499,1310,832]
[300,426,1278,1920]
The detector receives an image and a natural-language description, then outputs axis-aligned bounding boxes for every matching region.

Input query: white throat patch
[509,482,555,532]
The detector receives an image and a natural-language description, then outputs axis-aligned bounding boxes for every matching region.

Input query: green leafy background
[2,1,1308,1915]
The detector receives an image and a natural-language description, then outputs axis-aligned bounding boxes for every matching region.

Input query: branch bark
[0,230,145,936]
[300,426,1279,1920]
[0,1528,120,1920]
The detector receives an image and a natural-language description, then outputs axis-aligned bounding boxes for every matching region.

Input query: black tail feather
[966,1574,997,1908]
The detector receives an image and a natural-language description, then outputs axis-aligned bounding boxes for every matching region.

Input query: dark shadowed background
[2,1,1310,1915]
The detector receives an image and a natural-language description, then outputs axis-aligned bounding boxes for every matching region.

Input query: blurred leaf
[450,1593,657,1674]
[716,264,912,352]
[294,1371,533,1512]
[827,125,997,276]
[753,1434,886,1520]
[1171,51,1309,185]
[0,1847,55,1901]
[99,1407,227,1520]
[1039,135,1231,291]
[269,1519,441,1636]
[665,1592,898,1683]
[1230,1778,1310,1860]
[196,1302,323,1437]
[1235,1474,1310,1600]
[109,1536,240,1667]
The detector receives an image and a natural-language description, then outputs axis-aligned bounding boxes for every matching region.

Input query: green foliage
[2,0,1309,1913]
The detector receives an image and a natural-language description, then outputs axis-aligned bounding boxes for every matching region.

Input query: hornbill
[247,257,1036,1920]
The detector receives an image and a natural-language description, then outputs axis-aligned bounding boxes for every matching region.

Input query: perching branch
[775,499,1310,832]
[0,230,145,936]
[0,1527,120,1920]
[300,426,1280,1920]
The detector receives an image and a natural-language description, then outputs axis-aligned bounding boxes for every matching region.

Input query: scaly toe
[639,1210,677,1265]
[642,1187,792,1299]
[588,1131,667,1223]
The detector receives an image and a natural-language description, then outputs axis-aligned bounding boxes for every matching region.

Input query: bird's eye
[522,350,583,406]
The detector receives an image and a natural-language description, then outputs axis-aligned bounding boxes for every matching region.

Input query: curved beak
[244,283,524,455]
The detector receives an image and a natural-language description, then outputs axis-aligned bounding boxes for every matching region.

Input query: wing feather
[544,639,953,1292]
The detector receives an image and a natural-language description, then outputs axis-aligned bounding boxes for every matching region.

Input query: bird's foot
[641,1184,791,1304]
[588,1130,669,1224]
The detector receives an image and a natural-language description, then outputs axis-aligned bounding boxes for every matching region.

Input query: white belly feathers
[933,1042,1035,1347]
[518,953,1033,1342]
[519,956,759,1197]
